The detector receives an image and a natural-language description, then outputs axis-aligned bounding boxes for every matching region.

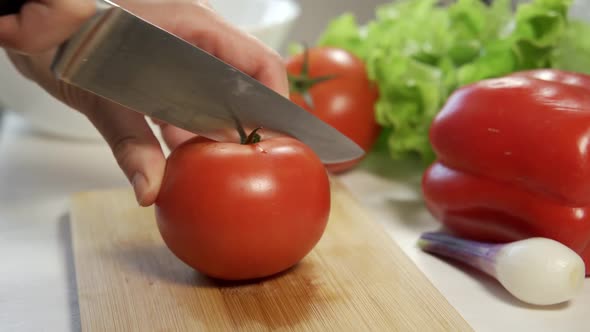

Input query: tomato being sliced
[286,47,380,173]
[155,130,331,281]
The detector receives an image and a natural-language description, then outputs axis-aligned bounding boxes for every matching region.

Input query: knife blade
[40,0,364,163]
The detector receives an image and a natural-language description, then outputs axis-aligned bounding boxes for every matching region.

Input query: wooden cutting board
[69,179,472,331]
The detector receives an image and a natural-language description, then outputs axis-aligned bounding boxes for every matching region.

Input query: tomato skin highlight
[286,47,381,173]
[155,135,331,280]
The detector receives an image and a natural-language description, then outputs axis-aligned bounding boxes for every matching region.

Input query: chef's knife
[0,0,364,163]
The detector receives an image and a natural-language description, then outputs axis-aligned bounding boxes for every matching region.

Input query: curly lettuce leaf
[551,19,590,73]
[316,14,366,58]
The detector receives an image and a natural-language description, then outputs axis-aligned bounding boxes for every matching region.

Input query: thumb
[85,101,166,206]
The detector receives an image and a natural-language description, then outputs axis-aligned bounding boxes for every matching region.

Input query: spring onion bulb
[418,232,586,306]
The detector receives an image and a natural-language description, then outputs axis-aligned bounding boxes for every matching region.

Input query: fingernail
[131,172,148,205]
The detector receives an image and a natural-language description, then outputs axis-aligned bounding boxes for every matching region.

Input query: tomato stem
[241,127,262,145]
[288,46,337,110]
[289,74,336,93]
[228,104,262,145]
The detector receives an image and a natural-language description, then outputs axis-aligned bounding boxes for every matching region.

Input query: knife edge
[49,1,365,163]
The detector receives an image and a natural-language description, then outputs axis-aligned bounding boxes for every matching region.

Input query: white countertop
[1,111,588,332]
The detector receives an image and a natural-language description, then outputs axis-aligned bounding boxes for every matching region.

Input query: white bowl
[570,0,590,23]
[210,0,300,51]
[0,0,300,141]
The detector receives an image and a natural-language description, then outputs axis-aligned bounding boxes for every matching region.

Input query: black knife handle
[0,0,27,16]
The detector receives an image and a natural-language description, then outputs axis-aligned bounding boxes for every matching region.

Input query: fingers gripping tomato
[286,47,380,173]
[155,129,331,280]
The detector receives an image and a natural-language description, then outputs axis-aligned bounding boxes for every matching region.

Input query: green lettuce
[316,0,590,164]
[551,20,590,73]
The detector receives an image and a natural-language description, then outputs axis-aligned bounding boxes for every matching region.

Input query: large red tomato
[154,131,331,281]
[286,47,380,173]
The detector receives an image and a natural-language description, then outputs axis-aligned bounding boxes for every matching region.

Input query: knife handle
[0,0,26,15]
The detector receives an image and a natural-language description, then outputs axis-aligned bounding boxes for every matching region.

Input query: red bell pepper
[423,69,590,275]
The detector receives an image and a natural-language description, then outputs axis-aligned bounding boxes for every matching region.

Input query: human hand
[0,0,289,206]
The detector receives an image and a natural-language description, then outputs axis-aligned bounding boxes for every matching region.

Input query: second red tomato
[286,47,380,173]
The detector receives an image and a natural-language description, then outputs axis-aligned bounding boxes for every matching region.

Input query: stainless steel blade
[51,1,364,163]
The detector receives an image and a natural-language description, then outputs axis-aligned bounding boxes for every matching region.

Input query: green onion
[418,232,585,306]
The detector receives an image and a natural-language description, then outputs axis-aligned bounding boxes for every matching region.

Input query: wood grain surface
[69,179,472,331]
